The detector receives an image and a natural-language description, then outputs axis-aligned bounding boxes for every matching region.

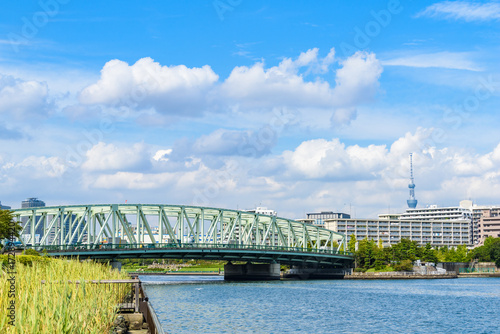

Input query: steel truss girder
[11,204,347,255]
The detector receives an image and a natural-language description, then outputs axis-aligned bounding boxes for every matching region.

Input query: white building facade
[325,217,470,247]
[325,201,474,247]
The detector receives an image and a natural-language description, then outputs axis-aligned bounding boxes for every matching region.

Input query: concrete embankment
[458,273,500,278]
[127,271,222,276]
[112,276,164,334]
[344,273,457,280]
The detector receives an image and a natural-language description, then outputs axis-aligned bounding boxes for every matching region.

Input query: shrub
[23,248,40,256]
[393,259,413,271]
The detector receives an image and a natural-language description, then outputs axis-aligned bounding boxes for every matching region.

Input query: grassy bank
[0,255,129,334]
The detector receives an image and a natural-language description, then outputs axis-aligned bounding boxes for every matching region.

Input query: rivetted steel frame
[12,204,346,254]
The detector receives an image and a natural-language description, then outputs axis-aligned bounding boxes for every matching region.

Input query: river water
[141,275,500,334]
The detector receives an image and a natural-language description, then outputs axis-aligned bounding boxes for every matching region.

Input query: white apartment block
[325,218,470,247]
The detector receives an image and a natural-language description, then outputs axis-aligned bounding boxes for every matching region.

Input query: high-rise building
[407,153,418,209]
[0,201,11,210]
[477,208,500,244]
[21,197,46,209]
[20,198,46,244]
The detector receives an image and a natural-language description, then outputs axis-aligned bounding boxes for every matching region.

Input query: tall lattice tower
[407,153,418,209]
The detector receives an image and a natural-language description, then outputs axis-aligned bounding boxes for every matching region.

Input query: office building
[0,201,11,210]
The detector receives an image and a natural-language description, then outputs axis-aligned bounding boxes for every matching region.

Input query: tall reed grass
[0,256,129,333]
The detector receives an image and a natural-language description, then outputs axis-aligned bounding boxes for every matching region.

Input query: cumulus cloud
[2,156,67,179]
[82,142,151,172]
[79,57,219,116]
[221,50,382,110]
[153,149,173,162]
[74,129,500,217]
[77,48,383,127]
[5,128,500,218]
[416,1,500,22]
[332,52,383,106]
[0,74,50,119]
[282,138,388,180]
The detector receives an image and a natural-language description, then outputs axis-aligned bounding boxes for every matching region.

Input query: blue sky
[0,0,499,218]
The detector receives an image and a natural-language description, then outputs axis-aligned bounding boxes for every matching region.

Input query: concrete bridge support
[281,265,350,280]
[110,260,122,272]
[224,262,280,281]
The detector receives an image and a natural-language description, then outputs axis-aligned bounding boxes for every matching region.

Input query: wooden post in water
[135,281,140,313]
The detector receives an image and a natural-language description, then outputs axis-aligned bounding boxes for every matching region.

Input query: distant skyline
[0,1,499,218]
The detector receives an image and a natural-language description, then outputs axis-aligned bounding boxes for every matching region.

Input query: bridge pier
[110,260,122,272]
[281,265,350,280]
[224,262,280,281]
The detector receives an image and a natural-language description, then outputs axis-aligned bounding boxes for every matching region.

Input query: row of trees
[348,235,500,271]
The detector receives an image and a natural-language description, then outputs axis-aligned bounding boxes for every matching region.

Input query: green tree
[355,238,381,270]
[489,241,500,267]
[469,244,491,262]
[422,243,439,264]
[373,241,387,270]
[348,234,357,254]
[393,259,413,271]
[0,209,22,240]
[455,244,470,262]
[391,238,419,262]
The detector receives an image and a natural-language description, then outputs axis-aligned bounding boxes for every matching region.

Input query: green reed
[0,256,129,334]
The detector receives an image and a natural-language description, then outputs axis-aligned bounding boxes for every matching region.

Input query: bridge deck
[37,243,354,267]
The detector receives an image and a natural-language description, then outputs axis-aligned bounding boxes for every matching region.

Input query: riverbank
[112,277,164,334]
[127,271,223,276]
[458,272,500,278]
[345,272,457,279]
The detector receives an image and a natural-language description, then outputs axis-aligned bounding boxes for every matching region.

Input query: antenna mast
[407,153,418,209]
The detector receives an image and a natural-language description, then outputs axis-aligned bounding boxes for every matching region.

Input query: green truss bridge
[12,204,353,279]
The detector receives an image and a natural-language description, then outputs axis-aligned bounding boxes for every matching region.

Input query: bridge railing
[25,243,353,257]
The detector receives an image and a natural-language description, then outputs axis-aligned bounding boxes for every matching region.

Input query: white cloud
[221,50,382,110]
[79,57,219,116]
[282,138,388,180]
[82,142,151,172]
[2,156,67,179]
[0,74,50,119]
[382,52,482,71]
[153,149,172,162]
[77,49,383,127]
[3,128,500,218]
[417,1,500,22]
[332,52,383,106]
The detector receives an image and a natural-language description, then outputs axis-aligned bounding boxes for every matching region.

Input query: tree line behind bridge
[347,235,500,272]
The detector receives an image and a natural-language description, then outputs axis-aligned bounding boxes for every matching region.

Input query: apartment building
[477,208,500,245]
[325,217,470,247]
